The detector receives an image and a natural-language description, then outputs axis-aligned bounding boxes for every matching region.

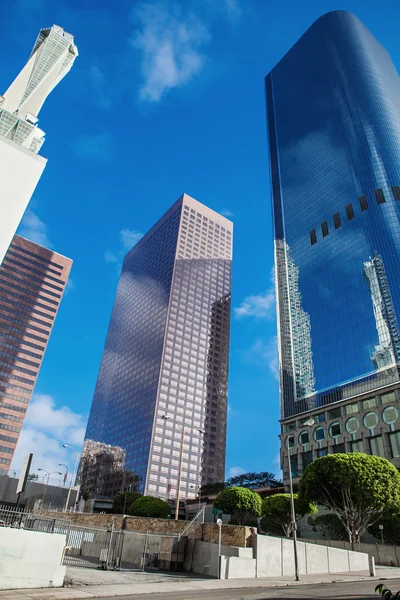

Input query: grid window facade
[0,235,71,472]
[84,195,232,499]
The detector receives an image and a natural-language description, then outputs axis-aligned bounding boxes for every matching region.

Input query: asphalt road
[91,578,400,600]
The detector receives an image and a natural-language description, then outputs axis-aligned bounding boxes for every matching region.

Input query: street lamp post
[285,418,315,582]
[37,469,62,509]
[63,444,80,513]
[217,518,223,579]
[161,415,205,521]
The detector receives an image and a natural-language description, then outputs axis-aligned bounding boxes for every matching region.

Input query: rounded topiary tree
[214,486,262,525]
[298,453,400,544]
[261,493,317,537]
[129,496,171,519]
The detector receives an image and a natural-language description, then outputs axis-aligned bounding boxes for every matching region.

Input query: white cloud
[18,209,52,248]
[244,336,279,380]
[105,228,144,269]
[131,2,211,102]
[228,466,245,478]
[11,395,86,483]
[234,289,275,320]
[65,278,75,294]
[223,0,241,22]
[221,208,234,218]
[71,132,113,163]
[120,229,144,251]
[88,65,112,109]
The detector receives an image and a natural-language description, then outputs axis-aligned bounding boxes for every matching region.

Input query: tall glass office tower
[85,195,232,499]
[266,11,400,480]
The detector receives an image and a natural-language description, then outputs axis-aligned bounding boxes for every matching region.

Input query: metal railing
[0,504,70,533]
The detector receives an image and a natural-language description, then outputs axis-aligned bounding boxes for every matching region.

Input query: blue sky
[3,0,399,482]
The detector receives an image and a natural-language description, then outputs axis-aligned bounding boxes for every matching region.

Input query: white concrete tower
[0,25,78,265]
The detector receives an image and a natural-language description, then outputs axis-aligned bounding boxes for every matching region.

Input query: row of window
[0,320,47,343]
[0,276,59,306]
[0,302,52,330]
[0,358,36,378]
[286,391,397,432]
[0,340,42,360]
[289,406,398,447]
[0,445,13,454]
[310,186,400,245]
[9,243,64,271]
[0,422,20,433]
[0,332,44,352]
[0,458,10,465]
[0,412,23,423]
[0,271,62,299]
[0,350,39,368]
[0,290,56,314]
[4,255,65,286]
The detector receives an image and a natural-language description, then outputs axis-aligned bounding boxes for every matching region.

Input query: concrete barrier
[299,537,400,567]
[0,527,66,589]
[190,539,253,578]
[252,534,369,578]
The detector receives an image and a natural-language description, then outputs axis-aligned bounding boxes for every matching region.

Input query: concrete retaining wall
[253,534,369,578]
[299,537,400,567]
[0,528,66,589]
[44,511,252,547]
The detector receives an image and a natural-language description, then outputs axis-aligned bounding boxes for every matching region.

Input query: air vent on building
[310,229,317,245]
[333,213,341,229]
[321,221,329,237]
[391,186,400,201]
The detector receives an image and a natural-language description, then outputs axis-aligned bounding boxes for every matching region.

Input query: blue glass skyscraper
[266,11,400,479]
[84,195,232,499]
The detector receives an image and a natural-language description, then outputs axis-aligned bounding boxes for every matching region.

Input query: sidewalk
[1,566,400,600]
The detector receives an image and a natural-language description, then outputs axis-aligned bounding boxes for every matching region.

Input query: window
[333,212,341,229]
[363,397,377,410]
[345,403,358,415]
[317,448,327,458]
[317,413,325,423]
[370,435,385,457]
[346,417,360,434]
[329,422,342,438]
[314,427,325,442]
[345,204,355,220]
[390,432,400,458]
[374,188,386,204]
[382,406,398,425]
[381,391,396,405]
[352,440,364,453]
[359,194,368,211]
[303,450,313,468]
[391,186,400,201]
[287,434,295,449]
[289,454,299,478]
[364,411,378,430]
[310,229,317,245]
[286,422,296,432]
[333,443,345,453]
[329,407,341,419]
[321,221,329,237]
[299,431,310,446]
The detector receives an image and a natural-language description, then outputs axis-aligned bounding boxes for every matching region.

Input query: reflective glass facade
[267,11,400,421]
[85,194,232,498]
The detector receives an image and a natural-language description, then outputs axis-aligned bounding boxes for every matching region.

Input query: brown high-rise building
[0,235,72,474]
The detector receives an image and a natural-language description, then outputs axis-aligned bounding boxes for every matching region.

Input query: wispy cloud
[105,228,144,269]
[222,0,242,22]
[71,132,113,163]
[130,2,211,102]
[228,466,245,478]
[244,336,279,379]
[234,290,275,320]
[88,65,112,109]
[11,394,86,482]
[221,208,234,218]
[234,266,275,320]
[18,209,52,249]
